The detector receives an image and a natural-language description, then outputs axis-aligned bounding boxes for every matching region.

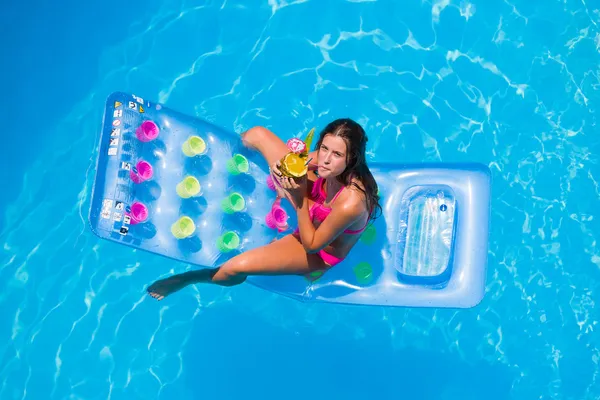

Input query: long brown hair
[314,118,382,221]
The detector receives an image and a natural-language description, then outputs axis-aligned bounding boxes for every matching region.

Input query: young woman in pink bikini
[147,118,381,300]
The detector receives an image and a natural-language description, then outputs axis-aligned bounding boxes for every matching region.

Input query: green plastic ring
[217,231,240,252]
[226,154,249,175]
[353,262,373,285]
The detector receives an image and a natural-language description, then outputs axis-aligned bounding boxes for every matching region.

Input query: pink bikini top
[309,177,369,235]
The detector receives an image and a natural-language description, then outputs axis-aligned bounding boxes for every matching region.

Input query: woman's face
[317,134,348,178]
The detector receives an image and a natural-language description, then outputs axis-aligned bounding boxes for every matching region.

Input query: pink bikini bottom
[293,227,344,267]
[317,249,343,267]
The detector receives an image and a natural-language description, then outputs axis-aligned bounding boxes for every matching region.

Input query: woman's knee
[242,126,271,149]
[212,258,248,285]
[241,126,288,166]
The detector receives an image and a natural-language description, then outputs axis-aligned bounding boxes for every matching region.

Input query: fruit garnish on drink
[279,128,315,178]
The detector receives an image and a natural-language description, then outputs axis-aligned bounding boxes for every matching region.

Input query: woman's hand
[270,160,283,181]
[270,160,306,209]
[270,160,292,204]
[280,174,307,209]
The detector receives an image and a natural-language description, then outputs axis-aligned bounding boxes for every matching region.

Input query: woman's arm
[296,195,364,253]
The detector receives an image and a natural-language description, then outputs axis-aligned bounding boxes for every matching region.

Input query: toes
[148,291,161,300]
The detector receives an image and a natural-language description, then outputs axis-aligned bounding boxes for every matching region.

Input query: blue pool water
[1,0,599,399]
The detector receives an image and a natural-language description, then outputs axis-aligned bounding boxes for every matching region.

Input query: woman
[147,118,381,300]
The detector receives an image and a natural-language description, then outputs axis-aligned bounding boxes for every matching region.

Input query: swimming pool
[1,0,599,399]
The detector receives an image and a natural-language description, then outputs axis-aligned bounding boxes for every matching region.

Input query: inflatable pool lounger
[89,92,492,308]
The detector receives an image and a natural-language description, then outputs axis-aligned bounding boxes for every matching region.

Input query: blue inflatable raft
[89,92,491,308]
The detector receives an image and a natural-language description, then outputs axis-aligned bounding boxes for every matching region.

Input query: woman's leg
[146,127,322,301]
[242,125,317,200]
[147,235,330,300]
[241,126,290,167]
[242,126,291,200]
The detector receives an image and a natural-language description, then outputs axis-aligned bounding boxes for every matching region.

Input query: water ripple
[1,0,599,399]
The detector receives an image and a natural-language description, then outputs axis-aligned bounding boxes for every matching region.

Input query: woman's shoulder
[337,178,368,213]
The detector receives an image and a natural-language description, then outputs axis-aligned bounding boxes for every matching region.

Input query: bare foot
[147,274,191,301]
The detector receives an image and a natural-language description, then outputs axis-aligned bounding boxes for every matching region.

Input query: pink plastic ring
[135,120,159,142]
[129,160,153,183]
[129,202,148,225]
